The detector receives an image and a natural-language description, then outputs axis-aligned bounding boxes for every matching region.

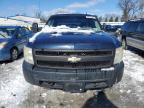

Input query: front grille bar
[35,50,113,57]
[36,60,112,69]
[33,49,114,69]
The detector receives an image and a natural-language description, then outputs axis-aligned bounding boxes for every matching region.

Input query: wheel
[122,39,127,50]
[11,48,18,60]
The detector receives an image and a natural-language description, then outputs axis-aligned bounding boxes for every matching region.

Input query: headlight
[114,47,123,64]
[0,42,7,49]
[24,46,34,64]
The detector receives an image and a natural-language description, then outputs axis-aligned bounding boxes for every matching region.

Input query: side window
[127,22,139,32]
[48,19,54,27]
[16,28,23,38]
[95,21,101,31]
[24,27,31,35]
[121,22,130,31]
[21,28,27,36]
[137,22,144,33]
[16,28,26,38]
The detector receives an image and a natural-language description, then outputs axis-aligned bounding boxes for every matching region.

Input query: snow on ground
[0,17,31,27]
[0,58,31,108]
[0,50,144,108]
[9,15,41,24]
[124,50,144,82]
[101,22,125,26]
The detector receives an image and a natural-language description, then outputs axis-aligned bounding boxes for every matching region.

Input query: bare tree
[35,10,47,23]
[138,0,144,18]
[35,10,42,19]
[109,16,114,22]
[118,0,135,21]
[105,17,108,22]
[119,0,144,20]
[115,17,119,22]
[98,16,103,22]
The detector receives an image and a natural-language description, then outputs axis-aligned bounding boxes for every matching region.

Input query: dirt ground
[0,50,144,108]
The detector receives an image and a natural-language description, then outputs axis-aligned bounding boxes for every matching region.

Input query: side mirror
[115,28,122,36]
[32,23,39,33]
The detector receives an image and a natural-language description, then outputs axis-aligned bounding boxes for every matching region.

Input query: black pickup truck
[23,14,124,93]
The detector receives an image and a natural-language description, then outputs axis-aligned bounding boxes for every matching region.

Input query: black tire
[11,48,18,61]
[122,39,127,50]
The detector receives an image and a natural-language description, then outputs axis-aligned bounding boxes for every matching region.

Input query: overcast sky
[0,0,121,17]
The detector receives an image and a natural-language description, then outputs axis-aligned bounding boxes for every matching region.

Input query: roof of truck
[51,13,97,18]
[128,18,144,22]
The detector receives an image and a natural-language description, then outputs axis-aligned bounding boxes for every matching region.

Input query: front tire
[11,48,18,61]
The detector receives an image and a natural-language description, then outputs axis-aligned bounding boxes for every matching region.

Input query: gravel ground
[0,50,144,108]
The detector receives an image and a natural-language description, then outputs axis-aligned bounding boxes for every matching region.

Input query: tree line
[34,0,144,22]
[98,16,121,22]
[119,0,144,21]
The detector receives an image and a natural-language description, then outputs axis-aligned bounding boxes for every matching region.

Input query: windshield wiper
[78,27,93,30]
[0,33,7,38]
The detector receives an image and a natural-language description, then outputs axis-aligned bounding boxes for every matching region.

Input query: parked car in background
[120,19,144,51]
[31,23,45,33]
[0,26,32,61]
[104,25,122,32]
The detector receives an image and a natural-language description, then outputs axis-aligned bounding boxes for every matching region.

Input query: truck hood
[0,38,10,43]
[28,32,121,50]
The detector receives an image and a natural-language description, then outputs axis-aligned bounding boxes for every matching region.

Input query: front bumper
[23,61,124,92]
[0,49,11,61]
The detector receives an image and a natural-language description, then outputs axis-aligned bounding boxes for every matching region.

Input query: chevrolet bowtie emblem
[68,56,81,63]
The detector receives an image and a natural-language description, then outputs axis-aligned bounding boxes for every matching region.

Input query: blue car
[0,26,32,61]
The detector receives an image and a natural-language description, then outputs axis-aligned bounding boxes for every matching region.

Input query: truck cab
[23,14,124,93]
[121,19,144,51]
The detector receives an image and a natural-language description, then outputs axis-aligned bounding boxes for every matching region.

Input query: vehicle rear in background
[121,19,144,51]
[104,25,122,33]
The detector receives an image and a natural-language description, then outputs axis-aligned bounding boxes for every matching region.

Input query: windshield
[0,28,16,38]
[46,16,101,31]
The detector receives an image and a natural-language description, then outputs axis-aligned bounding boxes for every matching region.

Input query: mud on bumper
[23,61,124,93]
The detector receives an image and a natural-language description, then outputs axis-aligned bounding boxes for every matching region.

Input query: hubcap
[12,49,18,60]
